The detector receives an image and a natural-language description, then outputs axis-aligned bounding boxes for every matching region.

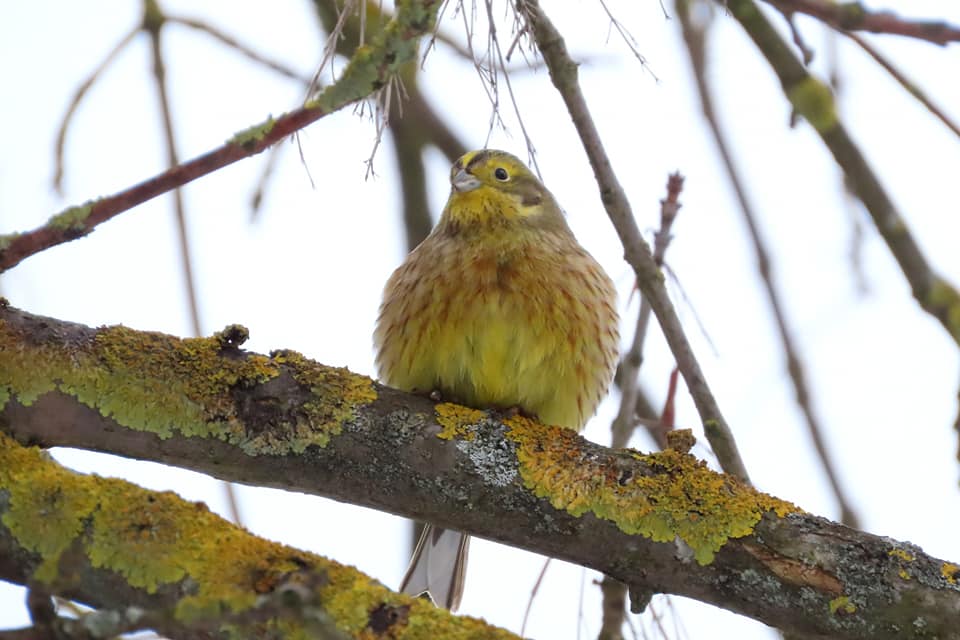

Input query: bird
[373,149,619,611]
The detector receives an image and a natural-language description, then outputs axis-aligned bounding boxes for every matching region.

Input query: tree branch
[723,0,960,348]
[762,0,960,46]
[0,0,443,274]
[1,304,958,638]
[0,430,517,639]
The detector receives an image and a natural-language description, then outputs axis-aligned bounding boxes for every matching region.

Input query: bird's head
[440,150,567,233]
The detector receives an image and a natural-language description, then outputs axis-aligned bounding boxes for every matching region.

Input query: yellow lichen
[0,432,277,611]
[229,116,276,150]
[434,402,486,441]
[942,562,959,585]
[1,433,514,637]
[0,319,376,456]
[507,416,798,564]
[48,201,95,233]
[887,548,915,581]
[0,443,99,582]
[787,77,838,133]
[829,595,857,615]
[264,349,377,454]
[396,600,520,639]
[889,548,915,562]
[926,277,960,341]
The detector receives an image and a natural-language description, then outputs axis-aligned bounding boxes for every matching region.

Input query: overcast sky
[2,2,959,637]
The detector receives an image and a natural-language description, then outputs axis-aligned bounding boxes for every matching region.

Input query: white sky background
[2,1,959,637]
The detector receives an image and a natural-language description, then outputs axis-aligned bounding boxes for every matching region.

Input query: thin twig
[824,30,872,295]
[53,27,139,193]
[170,16,312,83]
[845,32,960,141]
[520,0,751,483]
[519,558,551,637]
[144,0,203,344]
[611,173,684,452]
[596,0,658,80]
[481,0,539,174]
[677,0,860,528]
[762,0,960,46]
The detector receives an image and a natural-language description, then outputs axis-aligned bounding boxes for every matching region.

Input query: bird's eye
[494,167,509,181]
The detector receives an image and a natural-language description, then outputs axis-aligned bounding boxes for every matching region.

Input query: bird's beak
[451,168,482,193]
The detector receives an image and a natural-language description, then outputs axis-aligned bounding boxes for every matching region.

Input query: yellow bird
[374,149,619,611]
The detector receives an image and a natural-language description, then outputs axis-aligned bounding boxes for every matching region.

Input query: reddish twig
[764,0,960,46]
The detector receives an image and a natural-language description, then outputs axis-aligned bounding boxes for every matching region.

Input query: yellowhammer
[374,149,619,611]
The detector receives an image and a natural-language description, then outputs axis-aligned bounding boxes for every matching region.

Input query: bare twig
[52,26,139,193]
[611,173,684,451]
[604,182,683,638]
[0,0,444,273]
[845,32,960,141]
[143,0,204,343]
[169,16,312,83]
[519,558,552,637]
[596,0,658,79]
[678,0,860,529]
[762,0,960,46]
[481,0,539,174]
[519,0,751,483]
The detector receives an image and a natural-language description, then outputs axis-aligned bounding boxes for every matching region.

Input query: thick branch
[1,304,958,638]
[0,0,442,273]
[0,431,517,639]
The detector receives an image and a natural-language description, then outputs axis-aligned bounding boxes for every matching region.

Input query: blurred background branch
[761,0,960,45]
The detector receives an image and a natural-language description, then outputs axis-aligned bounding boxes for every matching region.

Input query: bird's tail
[400,524,470,611]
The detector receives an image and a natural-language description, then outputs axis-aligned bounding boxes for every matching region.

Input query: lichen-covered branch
[724,0,960,348]
[1,304,958,638]
[762,0,960,46]
[0,0,442,273]
[0,432,518,639]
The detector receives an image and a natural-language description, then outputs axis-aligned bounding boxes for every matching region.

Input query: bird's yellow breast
[374,225,618,430]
